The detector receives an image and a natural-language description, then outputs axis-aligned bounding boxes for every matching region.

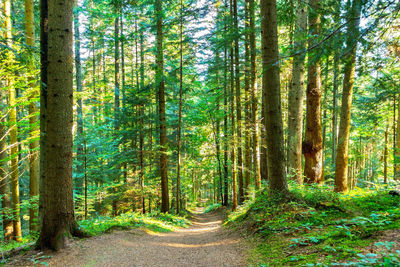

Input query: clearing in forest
[10,209,245,267]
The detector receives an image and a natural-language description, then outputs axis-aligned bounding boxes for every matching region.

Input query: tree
[260,0,288,193]
[38,0,85,250]
[334,0,363,192]
[4,0,22,242]
[249,0,260,189]
[155,0,169,213]
[303,0,323,184]
[26,0,40,234]
[288,0,307,184]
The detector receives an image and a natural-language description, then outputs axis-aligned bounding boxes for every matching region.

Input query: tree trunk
[176,0,184,214]
[288,0,307,184]
[334,0,362,192]
[384,121,388,184]
[155,0,169,213]
[396,92,400,180]
[74,2,84,201]
[249,0,260,188]
[332,0,341,165]
[243,0,251,195]
[303,0,323,184]
[0,76,13,241]
[25,0,40,233]
[4,0,22,242]
[38,0,84,250]
[260,0,288,193]
[223,20,229,206]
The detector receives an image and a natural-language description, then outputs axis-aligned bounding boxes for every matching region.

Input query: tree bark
[303,0,323,184]
[25,0,40,233]
[288,0,307,184]
[249,0,260,189]
[244,0,251,195]
[38,0,85,250]
[260,0,288,193]
[155,0,169,213]
[4,0,22,242]
[334,0,362,192]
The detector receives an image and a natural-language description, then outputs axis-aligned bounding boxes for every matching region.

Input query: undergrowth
[225,182,400,266]
[78,211,190,236]
[204,203,222,213]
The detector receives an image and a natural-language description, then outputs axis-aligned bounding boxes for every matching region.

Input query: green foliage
[78,211,190,236]
[228,184,400,266]
[204,203,221,213]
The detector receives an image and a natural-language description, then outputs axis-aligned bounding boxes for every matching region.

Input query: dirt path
[12,209,245,267]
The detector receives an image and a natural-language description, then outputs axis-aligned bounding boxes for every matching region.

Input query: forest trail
[18,208,245,267]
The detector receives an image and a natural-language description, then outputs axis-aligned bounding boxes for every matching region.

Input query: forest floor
[8,208,246,267]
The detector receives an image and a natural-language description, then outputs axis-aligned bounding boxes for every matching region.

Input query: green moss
[227,184,400,266]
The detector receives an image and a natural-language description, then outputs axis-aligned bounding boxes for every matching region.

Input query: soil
[7,208,246,267]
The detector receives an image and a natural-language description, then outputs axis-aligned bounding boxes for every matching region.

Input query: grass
[226,182,400,266]
[78,211,191,236]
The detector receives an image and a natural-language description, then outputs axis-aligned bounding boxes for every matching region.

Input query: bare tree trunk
[288,0,307,184]
[249,0,260,188]
[334,0,362,192]
[25,0,39,233]
[38,0,85,250]
[244,0,251,195]
[303,0,323,184]
[384,121,389,184]
[260,0,288,193]
[223,16,229,206]
[155,0,169,213]
[4,0,22,242]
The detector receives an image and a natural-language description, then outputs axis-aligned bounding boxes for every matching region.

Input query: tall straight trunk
[155,0,169,212]
[332,0,341,164]
[4,0,22,242]
[0,65,12,239]
[38,0,85,250]
[74,3,84,196]
[249,0,260,188]
[25,0,39,232]
[260,92,268,181]
[223,20,229,206]
[396,92,400,180]
[393,96,396,179]
[121,13,126,109]
[334,0,362,192]
[39,0,48,239]
[233,0,244,204]
[114,7,120,130]
[304,0,323,184]
[137,10,146,214]
[243,0,251,194]
[91,38,97,124]
[384,121,388,184]
[288,0,307,184]
[260,0,288,193]
[230,0,237,211]
[176,0,184,214]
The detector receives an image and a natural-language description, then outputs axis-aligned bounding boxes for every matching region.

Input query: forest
[0,0,400,265]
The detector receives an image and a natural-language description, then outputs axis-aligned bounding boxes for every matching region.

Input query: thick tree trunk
[288,0,307,184]
[4,0,22,242]
[384,122,388,184]
[38,0,84,250]
[304,0,323,184]
[249,0,260,188]
[155,0,169,213]
[25,0,40,233]
[260,0,288,193]
[334,0,362,192]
